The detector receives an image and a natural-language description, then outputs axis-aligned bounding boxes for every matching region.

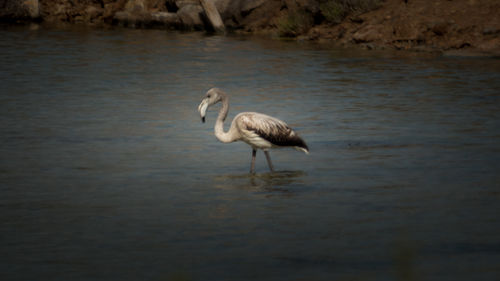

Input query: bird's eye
[207,95,211,98]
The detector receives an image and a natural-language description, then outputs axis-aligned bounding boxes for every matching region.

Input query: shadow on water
[213,170,306,194]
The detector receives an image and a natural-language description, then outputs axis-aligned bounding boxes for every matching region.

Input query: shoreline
[2,0,499,57]
[301,0,500,57]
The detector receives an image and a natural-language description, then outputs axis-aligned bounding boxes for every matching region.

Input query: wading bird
[198,88,309,173]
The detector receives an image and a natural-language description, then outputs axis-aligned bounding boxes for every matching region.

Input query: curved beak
[198,98,208,123]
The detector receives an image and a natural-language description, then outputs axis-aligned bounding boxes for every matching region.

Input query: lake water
[1,24,499,281]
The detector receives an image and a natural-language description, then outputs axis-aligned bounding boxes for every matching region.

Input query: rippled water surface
[1,24,500,281]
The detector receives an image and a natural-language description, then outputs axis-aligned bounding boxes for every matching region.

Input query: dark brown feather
[248,121,309,151]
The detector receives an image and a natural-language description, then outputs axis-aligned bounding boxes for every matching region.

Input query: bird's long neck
[214,93,234,143]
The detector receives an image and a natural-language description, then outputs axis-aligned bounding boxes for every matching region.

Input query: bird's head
[198,88,224,123]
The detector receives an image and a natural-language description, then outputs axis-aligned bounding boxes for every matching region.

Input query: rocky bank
[307,0,500,56]
[1,0,499,55]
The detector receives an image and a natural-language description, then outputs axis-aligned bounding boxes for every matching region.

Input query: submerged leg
[264,150,274,172]
[250,149,257,174]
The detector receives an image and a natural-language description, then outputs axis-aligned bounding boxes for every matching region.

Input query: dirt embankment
[306,0,500,56]
[2,0,499,55]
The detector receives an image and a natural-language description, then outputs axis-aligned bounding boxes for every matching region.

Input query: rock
[477,37,500,52]
[449,38,471,49]
[85,6,103,22]
[113,9,181,28]
[241,0,267,12]
[146,0,170,11]
[222,0,281,31]
[175,0,199,9]
[430,21,449,36]
[124,0,145,13]
[0,0,40,21]
[393,22,424,41]
[177,4,204,30]
[295,0,320,14]
[483,27,500,35]
[213,0,231,15]
[200,0,225,32]
[352,24,385,43]
[23,0,39,18]
[113,0,146,27]
[74,15,85,22]
[150,11,181,27]
[350,16,364,24]
[165,0,178,12]
[113,11,133,24]
[49,3,69,21]
[103,3,117,21]
[215,0,267,26]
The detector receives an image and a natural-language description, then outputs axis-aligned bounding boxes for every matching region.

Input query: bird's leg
[264,150,274,172]
[250,149,257,174]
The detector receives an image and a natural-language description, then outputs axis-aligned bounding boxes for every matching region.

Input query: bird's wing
[237,113,308,149]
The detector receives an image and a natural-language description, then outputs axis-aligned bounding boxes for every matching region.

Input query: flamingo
[197,88,309,173]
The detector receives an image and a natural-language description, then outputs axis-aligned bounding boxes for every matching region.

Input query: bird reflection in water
[213,170,306,194]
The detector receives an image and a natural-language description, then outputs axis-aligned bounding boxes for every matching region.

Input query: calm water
[1,24,500,281]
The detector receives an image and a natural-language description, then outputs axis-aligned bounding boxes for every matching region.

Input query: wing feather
[237,113,308,151]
